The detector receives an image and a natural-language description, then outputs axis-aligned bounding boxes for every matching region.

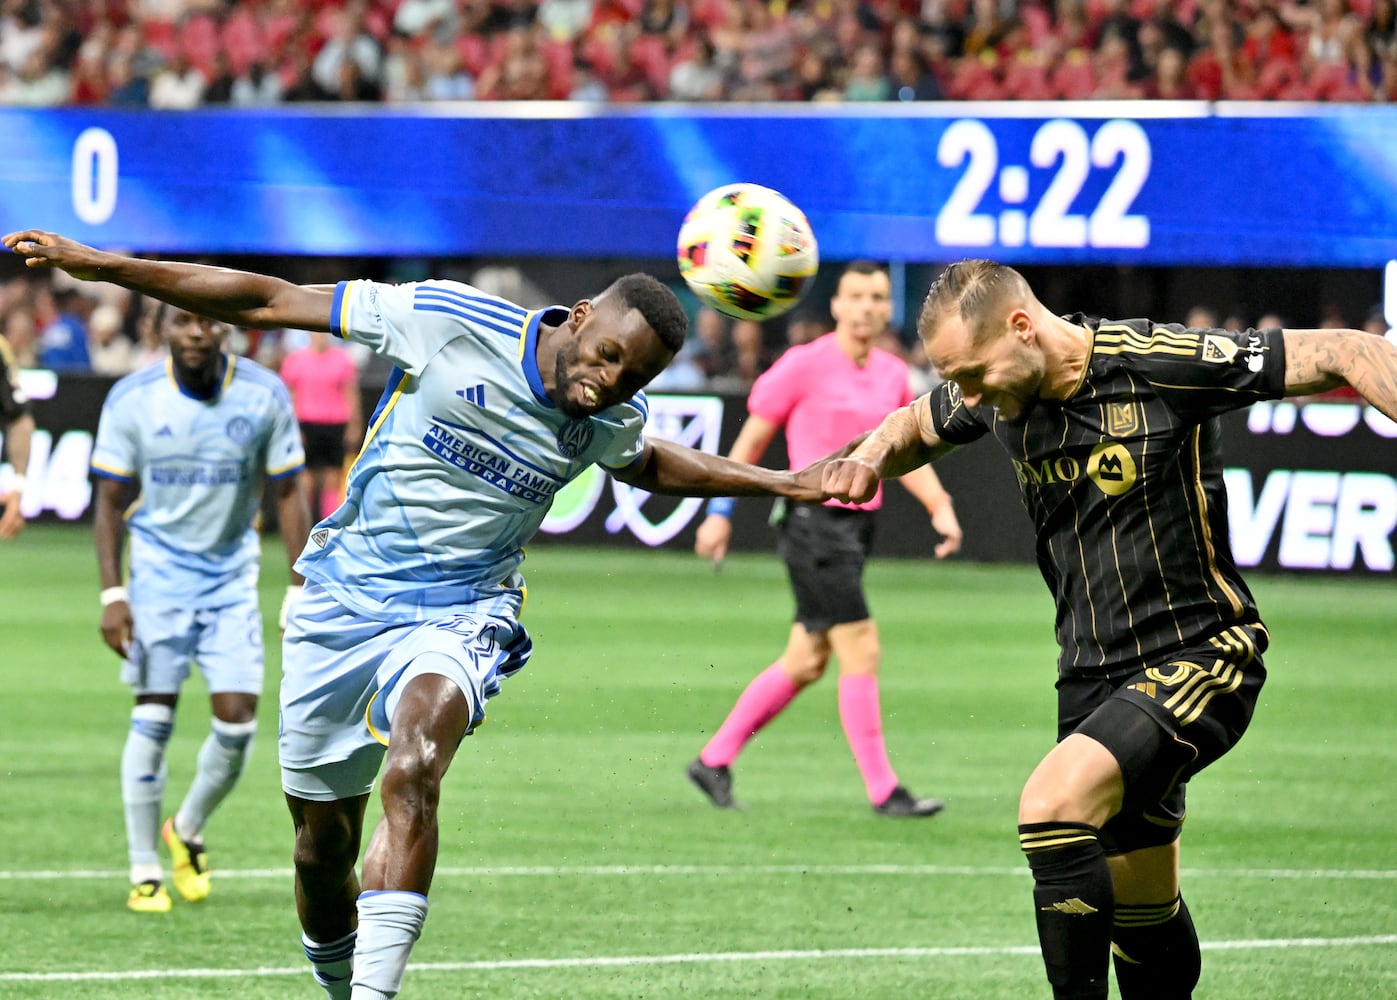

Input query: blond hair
[917,260,1032,346]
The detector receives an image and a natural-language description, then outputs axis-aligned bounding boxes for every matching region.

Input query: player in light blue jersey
[9,230,828,999]
[90,303,312,913]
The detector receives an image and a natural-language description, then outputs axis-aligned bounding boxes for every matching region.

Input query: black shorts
[776,502,875,632]
[1060,622,1268,855]
[300,422,347,470]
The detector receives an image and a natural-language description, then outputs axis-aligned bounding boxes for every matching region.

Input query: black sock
[1112,894,1200,999]
[1020,822,1115,1000]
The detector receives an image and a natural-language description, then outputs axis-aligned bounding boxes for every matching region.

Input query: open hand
[694,513,732,564]
[100,601,133,658]
[0,491,23,539]
[931,503,963,559]
[3,230,110,281]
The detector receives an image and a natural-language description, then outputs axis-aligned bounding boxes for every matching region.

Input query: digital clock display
[0,105,1392,267]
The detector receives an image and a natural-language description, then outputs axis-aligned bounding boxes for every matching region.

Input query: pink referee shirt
[747,332,913,511]
[280,345,357,424]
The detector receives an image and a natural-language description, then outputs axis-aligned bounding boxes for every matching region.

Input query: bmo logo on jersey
[1225,469,1397,571]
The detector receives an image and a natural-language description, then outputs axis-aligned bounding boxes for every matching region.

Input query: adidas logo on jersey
[457,385,487,406]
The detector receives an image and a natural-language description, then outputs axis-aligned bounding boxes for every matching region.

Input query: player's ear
[1008,308,1033,342]
[569,299,593,328]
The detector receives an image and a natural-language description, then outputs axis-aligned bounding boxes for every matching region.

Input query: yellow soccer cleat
[162,818,211,902]
[127,880,172,913]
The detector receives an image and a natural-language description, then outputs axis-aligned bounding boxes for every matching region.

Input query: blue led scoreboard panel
[0,104,1393,266]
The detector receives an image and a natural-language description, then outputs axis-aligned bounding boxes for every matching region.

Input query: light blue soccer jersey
[91,356,305,609]
[295,279,650,621]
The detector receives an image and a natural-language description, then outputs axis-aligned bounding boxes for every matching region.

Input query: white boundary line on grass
[2,863,1397,881]
[2,936,1395,983]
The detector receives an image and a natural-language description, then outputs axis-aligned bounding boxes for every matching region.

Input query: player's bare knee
[294,815,358,880]
[1018,784,1081,825]
[379,750,445,831]
[784,654,829,686]
[210,691,258,725]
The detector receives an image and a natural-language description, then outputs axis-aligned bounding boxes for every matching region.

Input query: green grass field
[1,524,1393,999]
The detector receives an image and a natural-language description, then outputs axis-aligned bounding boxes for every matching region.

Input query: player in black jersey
[821,260,1397,1000]
[0,334,34,539]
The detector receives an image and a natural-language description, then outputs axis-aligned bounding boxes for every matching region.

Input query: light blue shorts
[123,597,265,696]
[278,583,531,802]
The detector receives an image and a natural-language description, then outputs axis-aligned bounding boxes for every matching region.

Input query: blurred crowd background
[0,0,1395,108]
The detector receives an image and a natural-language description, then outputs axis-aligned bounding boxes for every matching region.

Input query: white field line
[1,937,1395,983]
[2,863,1396,882]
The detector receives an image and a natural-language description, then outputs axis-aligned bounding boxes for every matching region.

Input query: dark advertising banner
[1,105,1396,266]
[8,374,1393,575]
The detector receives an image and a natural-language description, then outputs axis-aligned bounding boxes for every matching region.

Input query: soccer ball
[676,183,819,322]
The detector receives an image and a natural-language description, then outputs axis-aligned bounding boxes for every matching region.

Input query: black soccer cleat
[873,786,945,818]
[687,758,742,810]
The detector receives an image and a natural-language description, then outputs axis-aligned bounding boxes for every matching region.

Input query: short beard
[553,346,591,418]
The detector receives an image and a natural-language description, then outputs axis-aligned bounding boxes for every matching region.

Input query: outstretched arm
[611,437,825,502]
[824,395,957,504]
[1282,328,1397,421]
[4,231,334,331]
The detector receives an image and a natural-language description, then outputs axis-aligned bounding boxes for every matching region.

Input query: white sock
[350,891,429,999]
[175,718,256,840]
[122,704,173,880]
[303,930,356,1000]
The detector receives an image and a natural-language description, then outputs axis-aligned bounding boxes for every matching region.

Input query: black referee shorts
[776,502,876,633]
[1059,622,1269,855]
[300,422,347,470]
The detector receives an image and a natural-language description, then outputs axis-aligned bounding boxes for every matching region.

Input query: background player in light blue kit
[89,302,312,913]
[10,229,828,1000]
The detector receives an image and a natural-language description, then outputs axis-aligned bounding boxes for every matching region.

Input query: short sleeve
[91,390,139,481]
[330,279,470,376]
[1133,325,1287,421]
[746,351,804,425]
[928,380,991,445]
[596,393,650,471]
[266,388,307,479]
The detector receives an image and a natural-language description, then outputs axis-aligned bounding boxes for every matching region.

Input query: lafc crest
[1105,399,1139,437]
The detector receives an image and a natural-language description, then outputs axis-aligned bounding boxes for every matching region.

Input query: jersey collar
[521,306,568,408]
[166,353,233,401]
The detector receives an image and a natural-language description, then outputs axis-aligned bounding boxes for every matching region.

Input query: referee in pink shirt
[279,330,363,521]
[689,260,962,816]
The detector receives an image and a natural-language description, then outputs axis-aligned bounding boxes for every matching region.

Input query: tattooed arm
[1282,329,1397,422]
[822,395,960,505]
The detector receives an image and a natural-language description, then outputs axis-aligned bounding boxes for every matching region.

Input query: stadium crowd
[1,0,1396,107]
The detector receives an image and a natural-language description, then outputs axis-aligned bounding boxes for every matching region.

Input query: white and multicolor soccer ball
[676,183,819,322]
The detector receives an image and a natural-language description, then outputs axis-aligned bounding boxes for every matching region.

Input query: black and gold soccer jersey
[931,316,1287,677]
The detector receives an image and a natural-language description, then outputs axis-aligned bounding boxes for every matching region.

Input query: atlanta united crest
[557,419,594,458]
